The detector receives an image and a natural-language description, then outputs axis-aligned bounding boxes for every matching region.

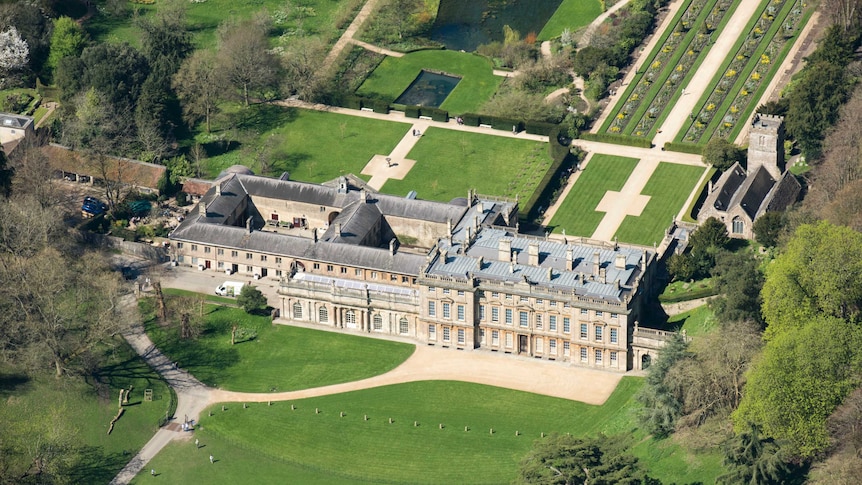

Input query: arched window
[318,306,328,323]
[642,354,652,369]
[373,314,383,331]
[345,310,356,326]
[399,317,409,334]
[292,302,303,319]
[732,217,744,234]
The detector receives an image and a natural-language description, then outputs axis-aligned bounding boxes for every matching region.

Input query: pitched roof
[43,144,166,190]
[710,162,747,211]
[732,166,776,219]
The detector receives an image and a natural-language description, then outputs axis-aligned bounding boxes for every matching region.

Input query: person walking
[151,469,155,477]
[209,455,214,464]
[195,438,199,449]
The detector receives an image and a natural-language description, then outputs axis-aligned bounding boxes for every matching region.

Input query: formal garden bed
[675,0,813,145]
[548,154,640,236]
[613,163,707,246]
[132,378,724,484]
[600,0,740,138]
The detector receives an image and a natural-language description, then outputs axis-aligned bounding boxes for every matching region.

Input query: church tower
[747,113,785,179]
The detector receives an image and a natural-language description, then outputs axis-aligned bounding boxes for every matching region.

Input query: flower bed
[602,0,739,138]
[677,0,810,145]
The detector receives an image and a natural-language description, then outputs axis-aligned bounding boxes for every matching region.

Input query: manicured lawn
[141,299,415,392]
[0,339,172,484]
[538,0,604,40]
[666,304,719,337]
[356,50,503,114]
[85,0,360,49]
[380,128,550,212]
[614,163,705,245]
[133,378,724,484]
[198,106,410,181]
[659,278,717,304]
[548,154,640,236]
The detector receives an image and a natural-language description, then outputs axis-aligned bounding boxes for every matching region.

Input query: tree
[281,37,326,101]
[824,0,862,32]
[710,251,764,325]
[0,2,50,77]
[636,335,689,437]
[0,146,12,198]
[216,19,279,106]
[752,211,785,248]
[59,42,149,111]
[702,138,744,172]
[165,154,195,186]
[668,320,762,428]
[786,60,849,159]
[0,26,29,83]
[237,285,267,314]
[666,252,696,282]
[173,50,222,132]
[46,16,88,76]
[733,317,862,457]
[517,434,653,484]
[689,217,731,250]
[718,423,794,484]
[760,221,862,339]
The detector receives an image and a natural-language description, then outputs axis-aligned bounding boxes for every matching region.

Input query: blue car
[82,197,108,216]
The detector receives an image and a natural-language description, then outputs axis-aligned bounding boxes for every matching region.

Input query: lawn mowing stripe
[549,154,640,236]
[613,163,705,245]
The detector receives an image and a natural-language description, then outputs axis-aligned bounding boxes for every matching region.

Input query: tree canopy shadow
[67,446,132,485]
[0,372,31,397]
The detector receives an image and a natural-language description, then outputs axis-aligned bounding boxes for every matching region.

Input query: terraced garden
[676,0,813,145]
[601,0,741,139]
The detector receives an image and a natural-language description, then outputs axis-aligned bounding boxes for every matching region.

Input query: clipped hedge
[369,98,391,114]
[405,105,421,118]
[579,132,653,148]
[663,141,704,155]
[460,112,480,126]
[430,108,449,122]
[525,120,557,136]
[343,95,363,110]
[523,125,574,220]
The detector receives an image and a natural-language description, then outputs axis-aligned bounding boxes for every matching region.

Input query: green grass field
[142,299,414,392]
[667,304,719,337]
[380,127,550,212]
[133,378,723,484]
[538,0,604,40]
[614,163,706,245]
[198,106,410,181]
[85,0,360,49]
[356,50,503,114]
[0,339,172,483]
[548,154,640,236]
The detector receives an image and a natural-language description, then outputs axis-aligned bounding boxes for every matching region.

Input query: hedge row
[339,95,390,114]
[523,125,574,220]
[403,105,449,122]
[578,132,653,148]
[457,112,527,133]
[663,141,704,155]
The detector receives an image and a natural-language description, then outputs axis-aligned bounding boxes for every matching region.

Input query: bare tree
[824,0,862,32]
[216,19,280,106]
[173,49,222,132]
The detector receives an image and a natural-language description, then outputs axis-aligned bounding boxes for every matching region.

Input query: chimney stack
[547,267,553,280]
[498,238,512,262]
[360,188,367,203]
[476,256,484,270]
[313,228,318,243]
[528,242,540,266]
[477,201,484,214]
[592,252,600,276]
[615,254,627,269]
[335,223,342,237]
[389,238,397,255]
[215,183,221,196]
[599,267,607,284]
[447,219,453,237]
[246,216,253,233]
[566,248,574,271]
[198,201,207,216]
[509,262,515,273]
[441,249,448,263]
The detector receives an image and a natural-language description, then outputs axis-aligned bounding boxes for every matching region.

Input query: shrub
[460,113,480,126]
[343,95,362,110]
[525,120,556,136]
[404,105,420,118]
[430,108,448,122]
[370,99,390,114]
[523,125,576,220]
[663,142,704,155]
[579,132,652,148]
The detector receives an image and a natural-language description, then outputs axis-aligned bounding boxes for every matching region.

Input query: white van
[215,281,244,297]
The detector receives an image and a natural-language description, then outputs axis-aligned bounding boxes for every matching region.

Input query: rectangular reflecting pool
[394,70,462,108]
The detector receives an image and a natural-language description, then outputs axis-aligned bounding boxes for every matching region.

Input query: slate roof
[426,228,649,302]
[711,163,747,211]
[0,114,32,129]
[732,166,776,219]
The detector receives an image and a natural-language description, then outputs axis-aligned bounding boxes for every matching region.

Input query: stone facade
[698,114,800,239]
[170,172,657,372]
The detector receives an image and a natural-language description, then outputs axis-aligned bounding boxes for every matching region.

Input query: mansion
[169,169,658,372]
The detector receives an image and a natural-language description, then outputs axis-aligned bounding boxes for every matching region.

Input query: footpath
[109,264,624,484]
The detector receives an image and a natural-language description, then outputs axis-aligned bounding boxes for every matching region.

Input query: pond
[394,70,462,108]
[430,0,564,52]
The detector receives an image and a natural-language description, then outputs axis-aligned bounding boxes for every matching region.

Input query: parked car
[82,196,108,216]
